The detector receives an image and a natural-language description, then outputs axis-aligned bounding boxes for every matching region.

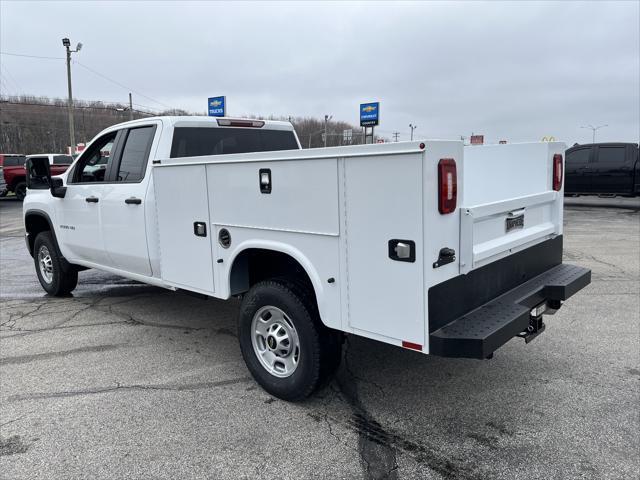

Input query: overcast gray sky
[1,0,638,144]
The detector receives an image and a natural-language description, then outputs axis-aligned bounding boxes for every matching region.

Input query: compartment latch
[433,247,456,268]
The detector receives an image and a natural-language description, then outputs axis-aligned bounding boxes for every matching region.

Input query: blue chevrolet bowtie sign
[360,102,379,127]
[208,96,226,117]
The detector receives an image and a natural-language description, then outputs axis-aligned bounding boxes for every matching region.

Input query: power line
[0,66,23,94]
[0,51,63,60]
[73,60,174,110]
[1,51,174,111]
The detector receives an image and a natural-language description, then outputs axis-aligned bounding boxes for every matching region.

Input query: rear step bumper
[429,264,591,359]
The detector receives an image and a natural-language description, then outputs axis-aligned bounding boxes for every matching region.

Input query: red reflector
[553,153,563,191]
[402,341,422,351]
[216,119,265,128]
[438,158,457,214]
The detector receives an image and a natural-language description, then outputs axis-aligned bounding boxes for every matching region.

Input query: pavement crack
[0,344,123,366]
[7,377,252,402]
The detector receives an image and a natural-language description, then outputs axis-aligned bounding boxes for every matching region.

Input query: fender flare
[24,209,63,259]
[226,240,327,323]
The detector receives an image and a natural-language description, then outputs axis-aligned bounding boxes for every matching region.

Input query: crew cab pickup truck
[565,142,639,196]
[24,117,591,400]
[1,153,72,200]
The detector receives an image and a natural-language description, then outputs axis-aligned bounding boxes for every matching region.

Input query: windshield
[170,127,299,158]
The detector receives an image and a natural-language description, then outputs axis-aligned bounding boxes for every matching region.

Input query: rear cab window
[52,155,73,165]
[596,146,626,164]
[3,156,26,167]
[114,126,156,182]
[170,127,299,158]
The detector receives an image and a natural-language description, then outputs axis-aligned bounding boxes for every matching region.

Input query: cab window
[114,126,155,182]
[597,146,625,164]
[566,148,591,167]
[53,155,73,165]
[72,132,117,183]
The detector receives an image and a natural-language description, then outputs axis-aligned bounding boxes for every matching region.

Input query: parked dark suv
[565,143,639,196]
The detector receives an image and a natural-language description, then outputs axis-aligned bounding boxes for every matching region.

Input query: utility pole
[409,123,417,141]
[324,114,332,148]
[129,93,133,121]
[392,132,400,142]
[62,38,82,154]
[580,124,608,143]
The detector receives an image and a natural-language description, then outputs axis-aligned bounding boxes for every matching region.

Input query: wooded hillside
[0,95,369,153]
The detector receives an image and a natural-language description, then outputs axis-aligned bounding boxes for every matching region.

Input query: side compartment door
[342,154,424,345]
[100,125,158,276]
[153,164,215,295]
[58,131,120,265]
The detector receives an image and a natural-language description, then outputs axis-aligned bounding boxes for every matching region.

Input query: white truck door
[343,153,425,346]
[58,130,118,266]
[153,164,215,295]
[100,125,157,276]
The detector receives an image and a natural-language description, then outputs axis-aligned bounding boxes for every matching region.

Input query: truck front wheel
[33,232,78,296]
[238,278,341,401]
[14,182,27,201]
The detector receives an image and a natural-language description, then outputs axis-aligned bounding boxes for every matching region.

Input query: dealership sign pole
[208,96,226,117]
[360,102,379,144]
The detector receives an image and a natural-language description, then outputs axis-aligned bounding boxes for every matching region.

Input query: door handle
[125,197,142,205]
[85,196,99,203]
[388,239,416,263]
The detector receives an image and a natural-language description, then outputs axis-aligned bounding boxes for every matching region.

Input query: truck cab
[24,117,300,276]
[565,142,639,196]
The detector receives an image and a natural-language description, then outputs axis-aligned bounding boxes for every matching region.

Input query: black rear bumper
[428,237,591,358]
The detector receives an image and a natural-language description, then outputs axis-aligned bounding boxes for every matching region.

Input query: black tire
[14,181,27,201]
[33,231,78,296]
[238,278,341,401]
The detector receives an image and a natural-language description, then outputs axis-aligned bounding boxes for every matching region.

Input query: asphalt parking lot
[1,196,638,480]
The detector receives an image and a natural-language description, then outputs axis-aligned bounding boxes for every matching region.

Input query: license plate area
[506,214,524,232]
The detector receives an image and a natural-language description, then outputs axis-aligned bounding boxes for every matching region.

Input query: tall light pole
[409,123,417,141]
[580,124,608,143]
[62,37,82,154]
[324,114,332,148]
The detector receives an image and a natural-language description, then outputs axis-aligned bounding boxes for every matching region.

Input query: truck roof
[110,116,295,131]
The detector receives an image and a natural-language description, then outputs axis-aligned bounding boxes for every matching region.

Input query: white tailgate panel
[460,143,564,273]
[344,153,424,345]
[153,165,215,294]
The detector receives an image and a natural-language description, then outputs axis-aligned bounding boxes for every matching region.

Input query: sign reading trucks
[208,96,226,117]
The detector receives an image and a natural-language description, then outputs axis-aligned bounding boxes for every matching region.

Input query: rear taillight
[553,153,563,191]
[438,158,457,214]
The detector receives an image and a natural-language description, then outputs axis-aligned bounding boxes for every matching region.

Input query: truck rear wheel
[14,182,27,201]
[33,231,78,296]
[238,278,341,401]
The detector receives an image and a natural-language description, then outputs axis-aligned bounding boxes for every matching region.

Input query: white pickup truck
[24,116,590,400]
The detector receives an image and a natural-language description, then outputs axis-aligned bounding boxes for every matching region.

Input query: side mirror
[26,157,51,190]
[51,177,67,198]
[25,157,67,198]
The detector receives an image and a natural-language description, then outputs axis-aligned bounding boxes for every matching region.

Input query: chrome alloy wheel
[251,305,300,378]
[38,245,54,284]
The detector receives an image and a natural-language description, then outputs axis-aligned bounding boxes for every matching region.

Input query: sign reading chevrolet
[208,96,226,117]
[360,102,379,127]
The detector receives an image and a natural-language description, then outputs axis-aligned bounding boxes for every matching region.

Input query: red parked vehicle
[0,153,73,200]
